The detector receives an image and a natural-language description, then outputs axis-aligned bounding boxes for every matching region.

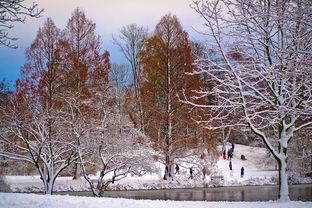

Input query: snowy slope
[215,144,278,186]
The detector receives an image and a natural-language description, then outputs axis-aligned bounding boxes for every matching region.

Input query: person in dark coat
[202,166,207,179]
[189,167,193,179]
[175,164,180,174]
[241,154,247,160]
[228,148,233,160]
[241,167,244,178]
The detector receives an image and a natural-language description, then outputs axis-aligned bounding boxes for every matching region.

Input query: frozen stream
[56,184,312,201]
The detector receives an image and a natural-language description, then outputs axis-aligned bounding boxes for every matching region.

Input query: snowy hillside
[215,144,278,186]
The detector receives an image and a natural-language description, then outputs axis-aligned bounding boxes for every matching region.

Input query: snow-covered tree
[74,91,157,197]
[0,94,78,194]
[186,0,312,201]
[0,17,79,194]
[59,7,111,179]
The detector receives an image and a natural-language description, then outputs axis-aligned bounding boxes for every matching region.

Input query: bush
[0,176,11,192]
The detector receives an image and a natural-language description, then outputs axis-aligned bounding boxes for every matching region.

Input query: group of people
[223,143,245,177]
[223,143,235,160]
[175,164,194,179]
[173,143,246,180]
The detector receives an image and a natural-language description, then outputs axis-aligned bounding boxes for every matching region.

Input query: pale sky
[0,0,205,89]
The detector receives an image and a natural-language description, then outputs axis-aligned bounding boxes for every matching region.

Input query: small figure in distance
[189,167,193,179]
[241,166,245,178]
[175,164,180,174]
[241,154,247,160]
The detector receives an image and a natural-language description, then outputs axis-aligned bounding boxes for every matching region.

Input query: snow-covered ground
[1,144,311,207]
[0,193,311,208]
[216,144,278,186]
[3,144,311,192]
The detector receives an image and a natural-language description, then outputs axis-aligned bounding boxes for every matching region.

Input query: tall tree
[61,8,110,179]
[188,0,312,201]
[21,17,62,110]
[63,7,103,95]
[0,0,43,48]
[0,18,79,195]
[141,14,209,181]
[113,23,148,131]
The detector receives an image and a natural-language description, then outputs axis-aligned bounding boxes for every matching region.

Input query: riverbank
[3,144,311,193]
[1,193,311,208]
[55,184,312,201]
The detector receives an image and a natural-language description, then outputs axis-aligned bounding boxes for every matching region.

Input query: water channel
[57,184,312,201]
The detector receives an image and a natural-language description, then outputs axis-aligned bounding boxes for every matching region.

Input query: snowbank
[0,193,311,208]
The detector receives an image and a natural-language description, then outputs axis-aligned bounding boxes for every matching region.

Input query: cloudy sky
[0,0,205,89]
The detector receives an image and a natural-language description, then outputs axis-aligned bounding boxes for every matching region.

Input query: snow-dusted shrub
[0,176,11,192]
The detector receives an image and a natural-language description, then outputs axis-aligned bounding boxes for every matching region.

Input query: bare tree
[72,90,157,197]
[113,23,148,131]
[79,116,157,197]
[185,0,312,201]
[0,95,78,194]
[0,0,43,48]
[110,63,131,92]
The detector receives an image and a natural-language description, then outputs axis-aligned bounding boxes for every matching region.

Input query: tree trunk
[221,127,231,154]
[277,156,290,201]
[164,154,173,181]
[42,176,54,195]
[221,141,227,154]
[47,180,54,195]
[72,162,80,180]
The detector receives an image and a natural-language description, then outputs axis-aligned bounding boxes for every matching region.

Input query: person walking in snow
[202,166,207,179]
[175,164,180,174]
[189,167,193,179]
[241,167,244,178]
[228,148,233,160]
